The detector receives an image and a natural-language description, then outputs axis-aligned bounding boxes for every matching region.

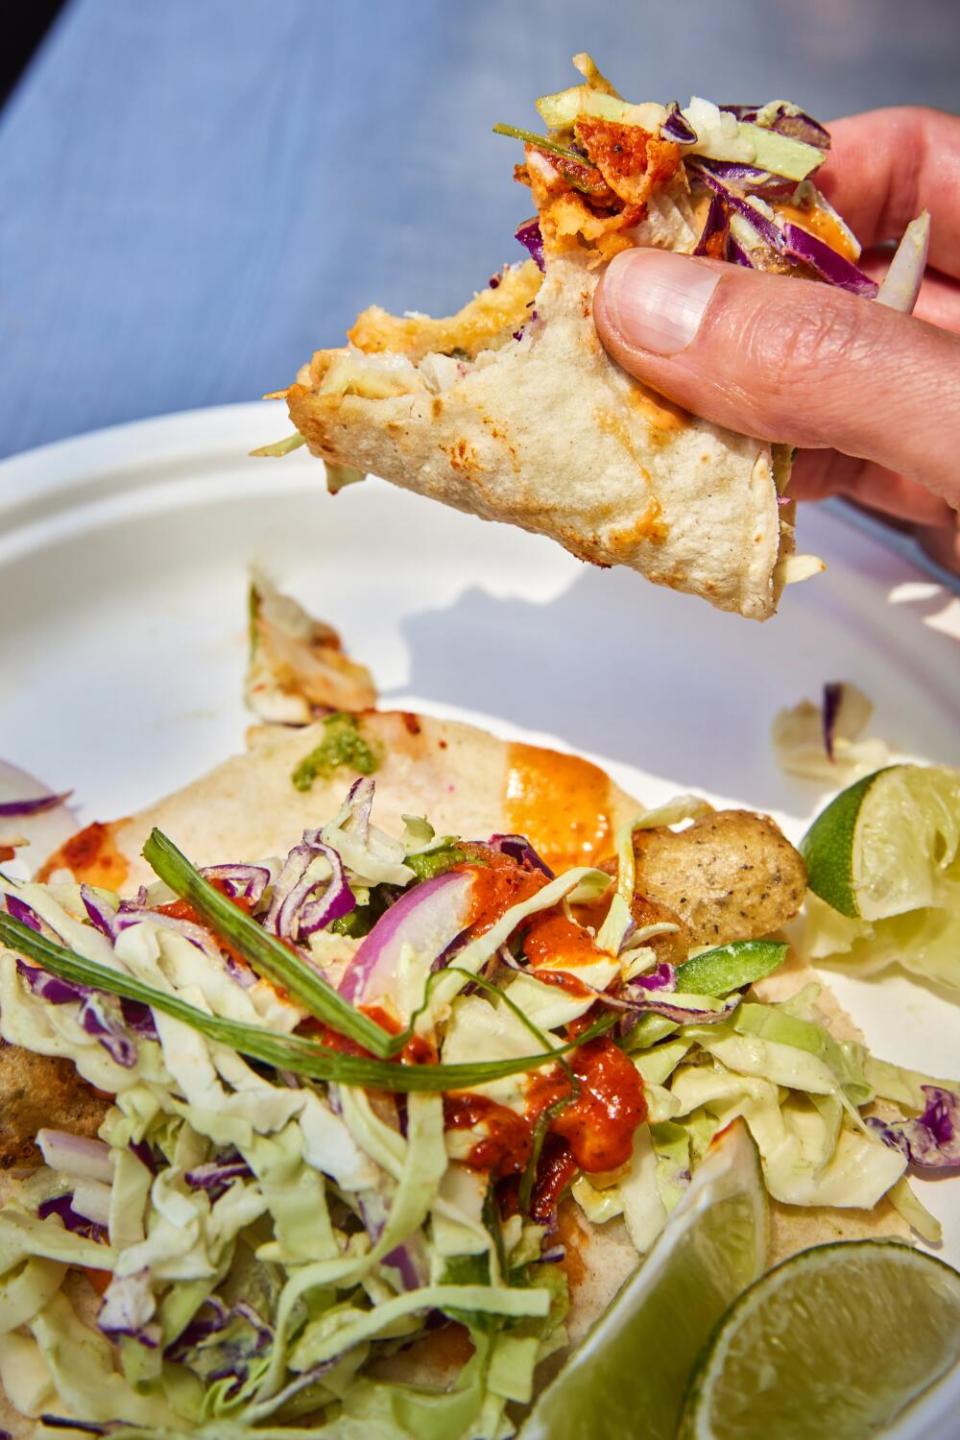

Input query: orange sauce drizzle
[504,743,613,872]
[36,820,130,888]
[775,202,858,262]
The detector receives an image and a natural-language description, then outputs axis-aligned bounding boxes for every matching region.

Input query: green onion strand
[0,915,614,1095]
[142,828,393,1058]
[492,123,600,169]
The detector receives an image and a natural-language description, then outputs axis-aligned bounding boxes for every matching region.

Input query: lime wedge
[520,1121,767,1440]
[801,764,960,920]
[678,1240,960,1440]
[799,765,960,990]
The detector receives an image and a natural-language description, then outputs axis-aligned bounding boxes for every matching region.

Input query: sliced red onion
[200,863,271,907]
[37,1130,114,1182]
[876,211,930,314]
[340,869,476,1005]
[487,834,554,878]
[821,681,843,762]
[781,222,878,297]
[515,219,545,271]
[0,761,79,871]
[661,103,697,145]
[866,1086,960,1171]
[694,192,727,256]
[36,1193,108,1241]
[265,838,354,941]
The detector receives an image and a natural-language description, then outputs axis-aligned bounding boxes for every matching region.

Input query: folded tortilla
[287,250,794,620]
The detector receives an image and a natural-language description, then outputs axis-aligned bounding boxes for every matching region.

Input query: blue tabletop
[2,0,959,459]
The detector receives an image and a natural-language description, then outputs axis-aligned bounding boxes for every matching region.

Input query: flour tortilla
[39,711,639,894]
[15,713,905,1431]
[287,252,794,620]
[40,712,908,1288]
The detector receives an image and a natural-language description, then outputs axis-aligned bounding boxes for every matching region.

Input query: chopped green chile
[291,712,382,793]
[675,940,788,996]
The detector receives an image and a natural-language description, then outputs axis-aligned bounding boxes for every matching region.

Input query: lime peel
[679,1239,960,1440]
[799,766,891,917]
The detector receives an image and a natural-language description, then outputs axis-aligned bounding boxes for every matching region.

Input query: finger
[594,249,960,509]
[789,450,956,527]
[915,514,960,574]
[817,109,960,279]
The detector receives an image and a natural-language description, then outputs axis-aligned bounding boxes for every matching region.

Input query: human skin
[593,108,960,571]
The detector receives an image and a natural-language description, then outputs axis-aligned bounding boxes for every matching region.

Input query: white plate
[2,402,959,1434]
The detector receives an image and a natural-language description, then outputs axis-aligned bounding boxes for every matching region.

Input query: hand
[593,107,960,571]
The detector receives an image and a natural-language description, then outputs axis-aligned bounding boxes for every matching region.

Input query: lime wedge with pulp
[801,764,960,920]
[799,765,960,990]
[678,1239,960,1440]
[520,1121,767,1440]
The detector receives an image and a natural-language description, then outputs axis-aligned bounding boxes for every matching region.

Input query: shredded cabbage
[0,779,956,1436]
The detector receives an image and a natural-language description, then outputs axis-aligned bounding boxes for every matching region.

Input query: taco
[2,707,943,1438]
[277,58,878,619]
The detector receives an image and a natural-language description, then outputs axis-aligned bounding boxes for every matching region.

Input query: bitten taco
[275,57,883,619]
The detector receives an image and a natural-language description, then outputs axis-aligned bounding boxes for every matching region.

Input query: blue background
[2,0,958,457]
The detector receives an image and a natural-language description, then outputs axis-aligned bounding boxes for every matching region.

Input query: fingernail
[601,249,721,355]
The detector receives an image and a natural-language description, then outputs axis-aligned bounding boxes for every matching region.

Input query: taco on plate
[0,704,944,1438]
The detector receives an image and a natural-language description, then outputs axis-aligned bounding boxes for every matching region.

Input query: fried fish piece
[631,809,806,946]
[0,1043,108,1169]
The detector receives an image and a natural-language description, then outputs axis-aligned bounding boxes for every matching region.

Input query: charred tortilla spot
[445,437,481,474]
[608,499,668,548]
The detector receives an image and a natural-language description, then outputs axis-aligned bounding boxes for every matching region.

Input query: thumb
[594,249,960,511]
